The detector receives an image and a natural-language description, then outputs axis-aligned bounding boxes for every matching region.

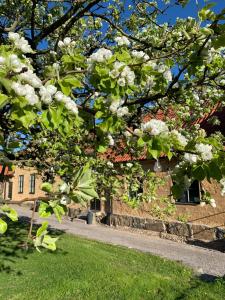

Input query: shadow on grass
[0,215,66,274]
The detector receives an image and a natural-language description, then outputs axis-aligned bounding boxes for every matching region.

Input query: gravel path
[15,206,225,277]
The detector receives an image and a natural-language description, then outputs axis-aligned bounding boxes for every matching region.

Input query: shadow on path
[187,238,225,253]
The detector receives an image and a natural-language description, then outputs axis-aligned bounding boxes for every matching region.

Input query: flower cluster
[8,32,33,53]
[141,119,169,136]
[195,143,213,161]
[88,48,112,63]
[58,37,76,49]
[109,62,135,86]
[12,82,39,105]
[1,42,79,114]
[18,69,42,88]
[109,99,129,117]
[39,85,57,104]
[54,91,78,114]
[115,36,130,46]
[171,130,188,147]
[184,143,213,164]
[184,153,198,164]
[131,50,149,61]
[0,54,27,73]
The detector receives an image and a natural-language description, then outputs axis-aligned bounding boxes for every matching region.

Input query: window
[18,175,24,193]
[29,174,35,194]
[90,199,101,211]
[176,180,201,204]
[8,182,13,199]
[128,178,143,199]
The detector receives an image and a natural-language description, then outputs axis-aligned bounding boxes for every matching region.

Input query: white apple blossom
[88,48,112,63]
[184,153,198,164]
[117,106,129,117]
[9,54,25,72]
[115,36,130,46]
[109,62,135,86]
[171,130,188,147]
[18,70,42,88]
[109,101,120,113]
[65,100,78,114]
[133,128,143,137]
[8,32,33,53]
[63,37,72,45]
[12,82,39,105]
[126,163,133,168]
[117,77,126,87]
[145,76,155,89]
[131,50,149,61]
[107,161,114,168]
[108,134,114,146]
[163,70,172,82]
[195,143,213,161]
[157,64,166,73]
[54,91,64,102]
[141,119,169,136]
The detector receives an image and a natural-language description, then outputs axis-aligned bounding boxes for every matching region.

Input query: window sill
[18,192,23,194]
[175,202,200,206]
[29,192,35,195]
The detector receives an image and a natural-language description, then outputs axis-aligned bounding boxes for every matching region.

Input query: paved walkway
[15,206,225,277]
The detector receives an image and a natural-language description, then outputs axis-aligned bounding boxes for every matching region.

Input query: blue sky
[156,0,224,24]
[38,0,224,50]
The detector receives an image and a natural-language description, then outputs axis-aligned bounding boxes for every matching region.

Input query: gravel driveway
[15,206,225,278]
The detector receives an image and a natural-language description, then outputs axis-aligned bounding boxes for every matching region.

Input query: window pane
[8,182,13,199]
[29,174,35,194]
[176,180,200,203]
[90,199,101,211]
[18,175,24,193]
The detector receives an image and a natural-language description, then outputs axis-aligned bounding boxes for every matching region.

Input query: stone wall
[110,213,225,241]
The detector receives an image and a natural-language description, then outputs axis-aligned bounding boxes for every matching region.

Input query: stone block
[166,221,191,237]
[216,227,225,240]
[144,219,166,232]
[191,224,216,241]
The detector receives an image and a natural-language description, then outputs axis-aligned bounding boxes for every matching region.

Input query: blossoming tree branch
[0,0,225,250]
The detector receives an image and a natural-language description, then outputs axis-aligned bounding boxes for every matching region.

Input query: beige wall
[111,158,225,227]
[4,167,61,201]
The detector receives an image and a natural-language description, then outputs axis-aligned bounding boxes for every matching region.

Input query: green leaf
[0,218,7,234]
[192,165,206,181]
[207,160,222,181]
[38,202,52,218]
[1,205,18,221]
[97,144,108,153]
[0,93,8,108]
[53,204,66,223]
[73,167,99,202]
[64,76,82,88]
[58,80,71,96]
[41,182,53,193]
[36,221,49,237]
[42,235,58,251]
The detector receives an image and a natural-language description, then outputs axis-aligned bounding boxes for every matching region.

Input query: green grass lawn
[0,219,225,300]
